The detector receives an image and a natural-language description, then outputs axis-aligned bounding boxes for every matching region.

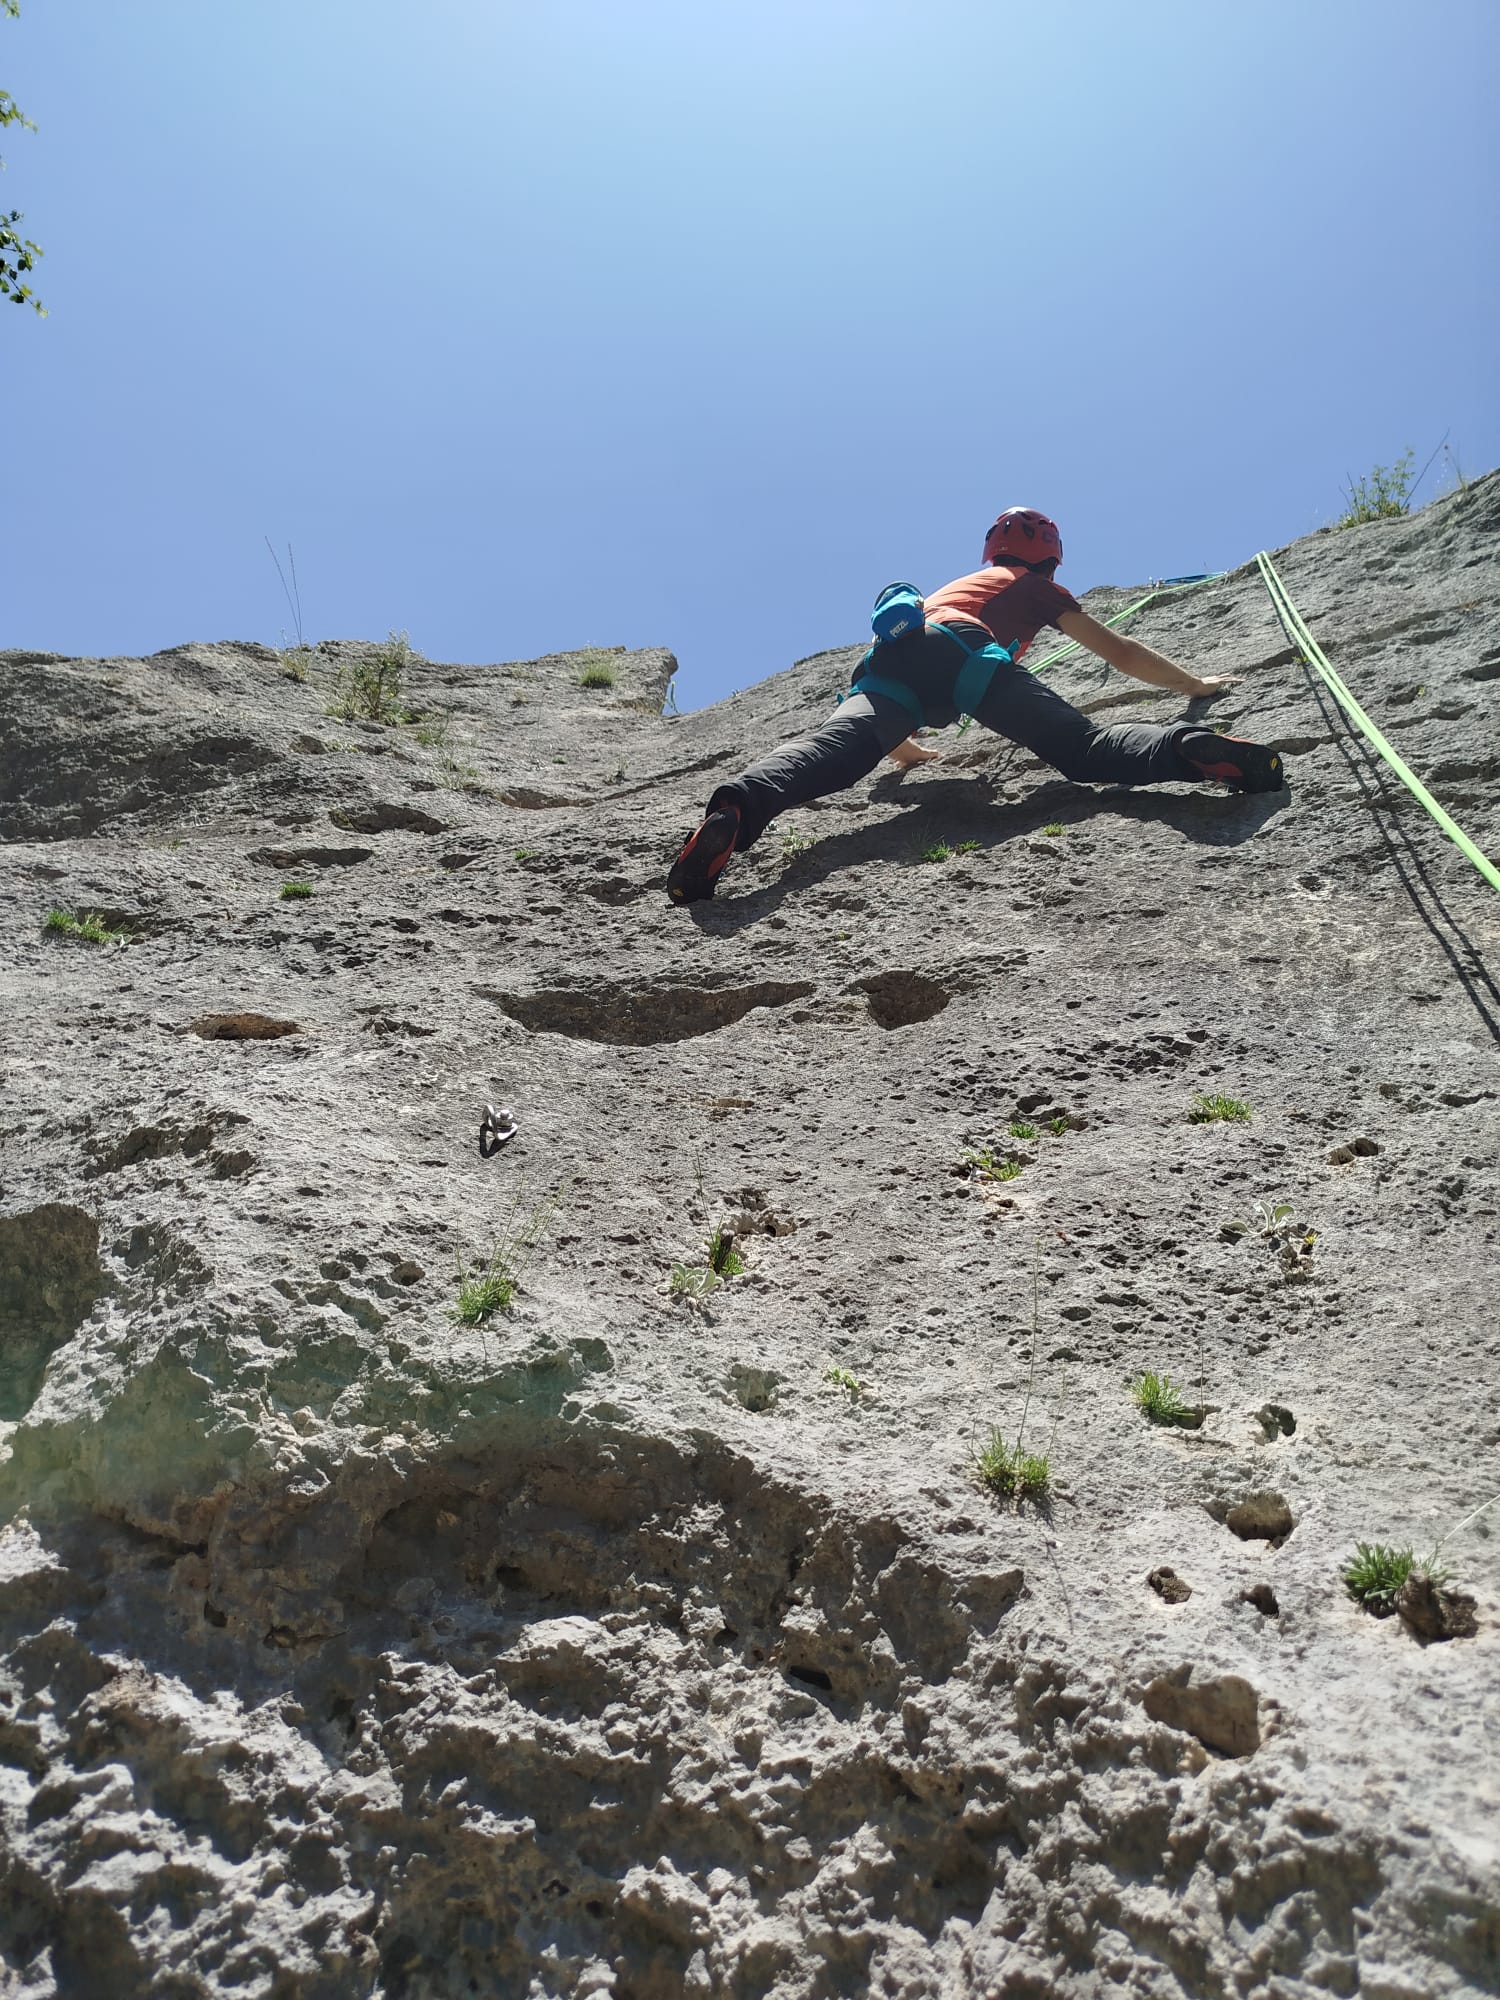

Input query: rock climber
[666,506,1283,905]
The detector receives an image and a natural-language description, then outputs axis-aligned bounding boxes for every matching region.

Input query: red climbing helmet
[982,507,1063,569]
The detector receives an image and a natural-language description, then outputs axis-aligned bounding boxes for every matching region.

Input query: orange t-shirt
[922,566,1081,662]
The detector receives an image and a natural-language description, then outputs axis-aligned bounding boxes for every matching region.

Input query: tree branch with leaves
[2,0,44,314]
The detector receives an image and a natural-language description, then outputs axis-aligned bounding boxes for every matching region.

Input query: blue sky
[5,0,1497,705]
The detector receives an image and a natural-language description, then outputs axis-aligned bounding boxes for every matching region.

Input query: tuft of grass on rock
[280,645,317,682]
[327,631,415,724]
[707,1228,745,1279]
[452,1184,565,1327]
[1336,450,1414,529]
[971,1246,1063,1506]
[1047,1116,1070,1136]
[825,1365,865,1400]
[279,881,313,901]
[45,908,126,945]
[1041,822,1066,837]
[1189,1092,1252,1125]
[1008,1121,1038,1141]
[955,839,981,855]
[576,649,619,690]
[962,1147,1021,1183]
[922,842,954,864]
[1343,1542,1426,1616]
[973,1432,1050,1500]
[1130,1370,1191,1426]
[454,1254,515,1325]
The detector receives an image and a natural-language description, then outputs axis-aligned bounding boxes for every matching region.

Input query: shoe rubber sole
[667,807,740,904]
[1183,734,1285,794]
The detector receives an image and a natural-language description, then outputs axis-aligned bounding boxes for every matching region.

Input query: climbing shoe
[667,804,741,905]
[1179,730,1285,794]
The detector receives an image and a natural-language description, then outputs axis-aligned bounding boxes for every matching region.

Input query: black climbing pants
[710,625,1205,848]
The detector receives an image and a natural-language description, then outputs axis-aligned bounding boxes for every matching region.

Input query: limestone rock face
[1,484,1498,1997]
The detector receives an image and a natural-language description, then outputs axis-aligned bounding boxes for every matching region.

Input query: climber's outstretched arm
[1057,609,1241,698]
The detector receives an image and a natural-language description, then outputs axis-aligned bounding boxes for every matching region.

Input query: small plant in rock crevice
[922,842,954,864]
[1343,1492,1499,1620]
[280,646,317,682]
[1342,1542,1425,1615]
[1226,1197,1319,1281]
[1189,1091,1252,1125]
[455,1253,517,1325]
[1008,1121,1038,1141]
[1041,823,1066,838]
[669,1264,715,1303]
[327,631,415,724]
[971,1248,1061,1504]
[44,908,127,945]
[825,1365,866,1400]
[452,1183,565,1327]
[707,1228,745,1278]
[780,826,815,859]
[1336,450,1415,529]
[1439,443,1471,504]
[578,662,617,690]
[279,881,313,901]
[974,1432,1050,1499]
[962,1147,1022,1184]
[1130,1370,1192,1426]
[671,1226,746,1304]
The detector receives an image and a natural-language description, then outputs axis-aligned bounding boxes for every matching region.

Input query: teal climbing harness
[849,619,1014,729]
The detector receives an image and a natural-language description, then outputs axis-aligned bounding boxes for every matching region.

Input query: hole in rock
[329,803,448,835]
[483,980,814,1046]
[359,1012,437,1039]
[189,1013,302,1041]
[853,971,952,1030]
[1223,1491,1294,1544]
[1148,1567,1192,1604]
[497,786,583,809]
[786,1664,835,1692]
[728,1364,781,1413]
[247,845,374,869]
[0,1204,105,1419]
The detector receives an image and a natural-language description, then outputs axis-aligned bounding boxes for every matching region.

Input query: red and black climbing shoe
[1179,730,1285,794]
[667,804,742,905]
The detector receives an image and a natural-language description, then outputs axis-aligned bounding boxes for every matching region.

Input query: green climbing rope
[1255,550,1500,897]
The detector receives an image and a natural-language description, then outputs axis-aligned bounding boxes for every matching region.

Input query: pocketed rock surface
[1,480,1497,1999]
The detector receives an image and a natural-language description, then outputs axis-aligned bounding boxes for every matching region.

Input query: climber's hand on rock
[1189,674,1243,695]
